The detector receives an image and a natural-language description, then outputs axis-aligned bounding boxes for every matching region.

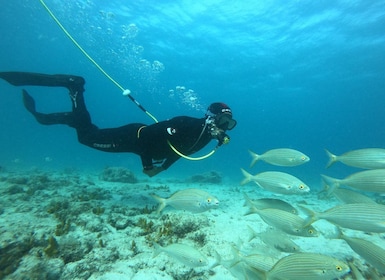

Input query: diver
[0,72,236,177]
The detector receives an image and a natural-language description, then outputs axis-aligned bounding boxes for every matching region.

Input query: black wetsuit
[75,115,211,170]
[0,72,213,171]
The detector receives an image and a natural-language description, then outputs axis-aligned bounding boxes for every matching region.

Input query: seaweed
[130,240,140,256]
[191,232,207,246]
[136,217,155,234]
[55,219,72,236]
[44,236,59,257]
[170,269,206,280]
[0,238,35,278]
[108,213,134,230]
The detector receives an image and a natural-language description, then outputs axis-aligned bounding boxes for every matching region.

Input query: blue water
[1,0,385,186]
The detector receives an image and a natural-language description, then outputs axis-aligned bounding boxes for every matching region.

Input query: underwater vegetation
[135,213,210,247]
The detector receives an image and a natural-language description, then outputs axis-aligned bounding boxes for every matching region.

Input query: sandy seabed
[0,167,383,280]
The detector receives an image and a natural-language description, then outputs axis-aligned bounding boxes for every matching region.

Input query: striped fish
[326,148,385,169]
[244,194,317,237]
[301,203,385,233]
[244,197,298,214]
[258,228,300,253]
[331,188,376,204]
[340,233,385,274]
[229,246,277,272]
[266,253,350,280]
[321,169,385,193]
[241,169,310,195]
[249,148,310,167]
[153,242,207,267]
[150,188,219,214]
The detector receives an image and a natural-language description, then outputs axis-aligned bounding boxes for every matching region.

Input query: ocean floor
[0,166,384,279]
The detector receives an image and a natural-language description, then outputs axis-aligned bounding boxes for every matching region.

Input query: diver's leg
[15,73,90,127]
[22,89,74,125]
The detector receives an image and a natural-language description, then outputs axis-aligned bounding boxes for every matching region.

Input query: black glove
[143,166,164,177]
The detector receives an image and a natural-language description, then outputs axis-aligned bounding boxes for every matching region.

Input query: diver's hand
[143,166,164,177]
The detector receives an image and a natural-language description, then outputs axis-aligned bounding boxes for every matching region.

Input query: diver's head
[206,102,237,131]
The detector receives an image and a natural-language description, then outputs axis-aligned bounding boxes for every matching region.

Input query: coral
[99,167,138,183]
[187,171,222,184]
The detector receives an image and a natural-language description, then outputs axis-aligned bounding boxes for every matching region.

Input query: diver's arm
[161,153,180,170]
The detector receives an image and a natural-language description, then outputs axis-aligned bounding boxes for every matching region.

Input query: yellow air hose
[39,0,217,161]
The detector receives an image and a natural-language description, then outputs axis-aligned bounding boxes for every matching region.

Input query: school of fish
[148,147,385,279]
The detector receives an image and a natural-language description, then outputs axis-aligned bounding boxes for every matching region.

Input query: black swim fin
[22,89,36,114]
[22,89,74,126]
[0,72,85,90]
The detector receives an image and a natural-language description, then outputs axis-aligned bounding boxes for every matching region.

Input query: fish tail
[320,174,340,195]
[152,242,163,258]
[247,225,257,242]
[210,249,222,269]
[243,192,258,216]
[330,227,343,240]
[228,246,242,268]
[298,205,317,227]
[240,168,253,185]
[325,149,337,168]
[150,193,167,214]
[248,150,260,167]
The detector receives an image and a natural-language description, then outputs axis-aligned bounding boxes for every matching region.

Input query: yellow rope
[40,0,216,161]
[168,141,216,160]
[39,0,124,92]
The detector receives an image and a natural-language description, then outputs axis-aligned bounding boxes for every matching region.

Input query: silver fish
[241,169,310,195]
[331,188,376,204]
[249,148,310,167]
[322,169,385,193]
[256,227,301,253]
[230,246,277,272]
[213,250,266,280]
[301,203,385,233]
[150,188,219,214]
[326,148,385,169]
[244,194,317,237]
[153,242,208,267]
[245,197,298,214]
[266,252,350,280]
[339,233,385,274]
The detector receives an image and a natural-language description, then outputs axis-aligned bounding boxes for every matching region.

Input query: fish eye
[308,229,314,234]
[336,265,342,271]
[299,185,304,190]
[301,156,306,161]
[207,198,212,203]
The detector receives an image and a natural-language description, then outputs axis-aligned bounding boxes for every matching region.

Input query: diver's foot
[22,89,36,114]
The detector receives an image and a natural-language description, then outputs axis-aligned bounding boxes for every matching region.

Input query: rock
[99,167,138,184]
